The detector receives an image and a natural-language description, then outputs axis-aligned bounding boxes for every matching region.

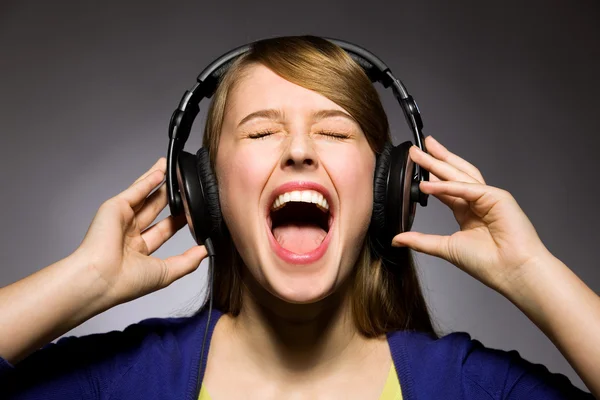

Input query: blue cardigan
[1,307,594,399]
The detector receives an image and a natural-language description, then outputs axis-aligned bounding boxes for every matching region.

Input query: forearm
[500,251,600,397]
[0,249,111,365]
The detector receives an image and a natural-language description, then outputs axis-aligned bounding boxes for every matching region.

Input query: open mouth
[268,190,333,256]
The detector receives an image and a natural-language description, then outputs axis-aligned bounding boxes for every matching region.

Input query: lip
[265,181,334,220]
[265,180,335,265]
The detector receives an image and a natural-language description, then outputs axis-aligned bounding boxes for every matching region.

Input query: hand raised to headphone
[75,157,207,308]
[391,136,552,295]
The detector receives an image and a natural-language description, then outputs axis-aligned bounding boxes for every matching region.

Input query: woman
[0,36,597,399]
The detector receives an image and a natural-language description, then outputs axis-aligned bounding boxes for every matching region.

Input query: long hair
[192,35,440,338]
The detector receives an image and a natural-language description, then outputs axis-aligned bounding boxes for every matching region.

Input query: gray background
[1,0,598,392]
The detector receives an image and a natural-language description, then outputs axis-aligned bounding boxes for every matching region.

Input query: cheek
[324,146,375,216]
[217,147,272,231]
[323,145,375,280]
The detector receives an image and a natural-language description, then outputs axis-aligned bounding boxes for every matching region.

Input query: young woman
[0,36,597,399]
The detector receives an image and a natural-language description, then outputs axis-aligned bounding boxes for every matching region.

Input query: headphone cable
[195,237,215,397]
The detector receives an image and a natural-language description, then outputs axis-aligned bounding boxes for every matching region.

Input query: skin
[203,64,393,398]
[207,65,600,397]
[393,140,600,397]
[2,62,597,398]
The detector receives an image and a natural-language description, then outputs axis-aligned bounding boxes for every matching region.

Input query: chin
[267,280,336,304]
[258,253,349,305]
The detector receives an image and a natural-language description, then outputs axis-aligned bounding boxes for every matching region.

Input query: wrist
[64,248,117,319]
[498,249,570,327]
[497,247,557,300]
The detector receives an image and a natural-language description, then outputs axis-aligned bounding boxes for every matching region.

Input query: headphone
[165,36,431,394]
[166,36,430,258]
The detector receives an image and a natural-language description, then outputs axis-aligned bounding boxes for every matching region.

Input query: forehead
[225,64,349,125]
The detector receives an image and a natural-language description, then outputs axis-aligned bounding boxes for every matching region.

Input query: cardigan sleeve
[502,347,595,399]
[459,334,595,399]
[0,323,149,399]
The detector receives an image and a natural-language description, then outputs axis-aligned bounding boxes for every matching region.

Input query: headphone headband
[167,36,429,217]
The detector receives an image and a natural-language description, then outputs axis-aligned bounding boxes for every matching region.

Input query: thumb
[162,245,208,286]
[391,232,450,260]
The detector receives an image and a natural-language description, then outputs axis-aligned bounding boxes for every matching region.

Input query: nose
[281,130,318,170]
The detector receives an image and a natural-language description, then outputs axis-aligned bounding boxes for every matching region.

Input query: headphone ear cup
[176,150,208,245]
[175,148,222,245]
[195,147,222,240]
[370,141,418,252]
[393,141,417,234]
[371,142,393,247]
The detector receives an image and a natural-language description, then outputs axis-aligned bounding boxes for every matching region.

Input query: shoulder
[387,330,482,386]
[10,315,194,374]
[47,313,201,367]
[387,330,593,399]
[4,310,217,399]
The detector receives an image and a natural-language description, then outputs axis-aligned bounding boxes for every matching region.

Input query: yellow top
[198,362,402,399]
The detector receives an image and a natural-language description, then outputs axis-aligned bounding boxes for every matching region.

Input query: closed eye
[247,130,276,140]
[318,131,351,141]
[247,129,351,141]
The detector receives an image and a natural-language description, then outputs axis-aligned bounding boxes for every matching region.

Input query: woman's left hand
[392,135,551,294]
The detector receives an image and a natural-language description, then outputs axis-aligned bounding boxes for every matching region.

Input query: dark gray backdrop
[1,0,598,392]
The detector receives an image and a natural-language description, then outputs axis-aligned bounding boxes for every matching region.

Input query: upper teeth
[271,190,330,212]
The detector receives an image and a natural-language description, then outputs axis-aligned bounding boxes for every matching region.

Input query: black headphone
[166,36,432,393]
[166,36,430,258]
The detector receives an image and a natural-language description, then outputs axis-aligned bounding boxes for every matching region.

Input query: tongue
[272,224,327,254]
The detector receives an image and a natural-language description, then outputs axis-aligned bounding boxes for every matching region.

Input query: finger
[118,168,165,209]
[135,181,168,231]
[391,230,451,260]
[429,172,442,182]
[424,136,486,184]
[410,143,479,185]
[419,180,492,202]
[130,157,167,212]
[131,178,165,214]
[132,157,167,186]
[140,212,188,255]
[419,180,508,220]
[426,173,461,209]
[160,245,208,287]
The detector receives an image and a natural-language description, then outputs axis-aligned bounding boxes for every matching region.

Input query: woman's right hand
[74,157,208,308]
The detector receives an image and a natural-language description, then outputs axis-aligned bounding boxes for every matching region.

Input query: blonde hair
[195,35,439,338]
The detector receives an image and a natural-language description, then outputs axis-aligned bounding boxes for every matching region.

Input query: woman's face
[215,64,375,304]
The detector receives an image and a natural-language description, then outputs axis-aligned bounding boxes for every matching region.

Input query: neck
[222,265,377,380]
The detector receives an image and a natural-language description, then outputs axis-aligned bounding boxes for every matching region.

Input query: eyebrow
[236,108,356,128]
